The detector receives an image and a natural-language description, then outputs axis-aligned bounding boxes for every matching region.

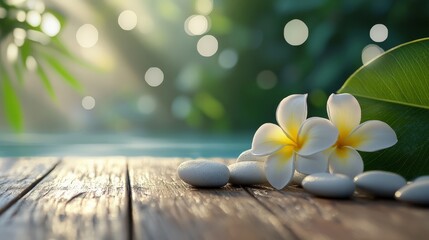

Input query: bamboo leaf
[36,65,57,100]
[43,54,83,92]
[49,38,101,71]
[50,38,78,61]
[1,71,23,132]
[13,61,24,84]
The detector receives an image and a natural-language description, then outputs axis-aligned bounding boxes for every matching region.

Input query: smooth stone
[236,149,267,162]
[228,161,267,185]
[413,175,429,183]
[395,181,429,205]
[302,173,355,199]
[178,160,230,188]
[354,171,406,198]
[291,170,308,186]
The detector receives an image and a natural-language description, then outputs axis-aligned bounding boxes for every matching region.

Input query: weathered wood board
[0,157,129,240]
[246,183,429,240]
[128,158,295,240]
[0,157,427,240]
[0,157,58,214]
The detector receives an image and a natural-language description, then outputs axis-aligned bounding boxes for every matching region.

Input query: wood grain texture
[0,157,129,240]
[0,157,58,213]
[246,185,429,240]
[128,157,295,240]
[1,157,428,240]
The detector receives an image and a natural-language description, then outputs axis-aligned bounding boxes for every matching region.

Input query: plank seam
[126,160,135,240]
[243,187,301,240]
[0,159,60,216]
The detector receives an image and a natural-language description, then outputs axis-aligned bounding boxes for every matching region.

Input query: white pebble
[302,173,355,198]
[354,171,406,198]
[291,170,308,186]
[236,149,267,162]
[413,175,429,183]
[178,160,230,188]
[228,161,267,185]
[395,181,429,205]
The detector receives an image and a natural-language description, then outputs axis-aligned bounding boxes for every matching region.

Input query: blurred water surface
[0,133,252,158]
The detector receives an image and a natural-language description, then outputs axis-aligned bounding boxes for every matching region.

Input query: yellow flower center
[335,132,363,149]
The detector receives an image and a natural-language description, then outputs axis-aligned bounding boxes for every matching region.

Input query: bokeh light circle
[370,24,388,42]
[76,24,98,48]
[137,95,157,114]
[361,44,384,65]
[171,96,192,119]
[118,10,138,31]
[25,56,37,71]
[197,35,218,57]
[26,10,41,27]
[145,67,164,87]
[256,70,278,89]
[195,0,213,15]
[283,19,309,46]
[16,11,26,22]
[41,13,61,37]
[6,43,18,62]
[13,28,26,46]
[218,49,238,69]
[82,96,96,110]
[0,8,6,19]
[185,15,208,36]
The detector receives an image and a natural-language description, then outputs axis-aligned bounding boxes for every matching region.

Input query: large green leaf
[338,38,429,179]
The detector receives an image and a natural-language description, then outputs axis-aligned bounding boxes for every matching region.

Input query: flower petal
[327,93,361,140]
[295,150,330,174]
[265,146,295,189]
[328,146,363,178]
[251,123,293,156]
[297,117,339,156]
[345,120,398,152]
[276,94,308,141]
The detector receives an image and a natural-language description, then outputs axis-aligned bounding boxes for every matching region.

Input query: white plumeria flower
[327,93,398,178]
[251,94,338,189]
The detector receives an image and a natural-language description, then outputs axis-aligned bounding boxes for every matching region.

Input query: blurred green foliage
[0,0,80,131]
[114,0,428,133]
[1,0,429,133]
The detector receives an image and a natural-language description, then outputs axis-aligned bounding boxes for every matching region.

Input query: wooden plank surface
[0,157,428,240]
[128,157,295,240]
[245,184,429,240]
[0,157,58,214]
[0,157,129,240]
